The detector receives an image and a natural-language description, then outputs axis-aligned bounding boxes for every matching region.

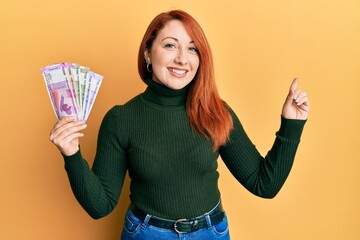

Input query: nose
[175,48,188,65]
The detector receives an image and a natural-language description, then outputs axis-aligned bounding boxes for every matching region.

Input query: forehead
[156,20,193,42]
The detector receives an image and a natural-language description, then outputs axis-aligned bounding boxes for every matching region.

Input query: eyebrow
[161,37,195,44]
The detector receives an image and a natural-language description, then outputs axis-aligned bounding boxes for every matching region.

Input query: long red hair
[138,10,233,150]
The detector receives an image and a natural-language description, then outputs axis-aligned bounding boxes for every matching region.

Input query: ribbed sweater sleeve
[63,107,127,219]
[219,109,306,198]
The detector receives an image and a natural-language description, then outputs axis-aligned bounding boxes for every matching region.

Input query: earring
[146,63,152,73]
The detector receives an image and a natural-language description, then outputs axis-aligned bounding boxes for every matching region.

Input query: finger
[52,122,87,142]
[59,116,78,125]
[50,121,87,142]
[50,120,82,140]
[285,78,299,105]
[51,116,78,134]
[292,89,302,100]
[53,133,85,155]
[285,89,301,108]
[294,95,310,113]
[294,91,307,103]
[290,77,299,93]
[295,95,308,106]
[53,132,85,147]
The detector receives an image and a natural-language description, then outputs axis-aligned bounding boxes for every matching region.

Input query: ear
[144,50,151,64]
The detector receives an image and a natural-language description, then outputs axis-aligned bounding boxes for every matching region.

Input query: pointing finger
[290,78,299,93]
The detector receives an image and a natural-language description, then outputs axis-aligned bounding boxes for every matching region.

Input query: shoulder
[101,94,144,126]
[105,94,142,115]
[221,103,247,146]
[98,95,143,147]
[223,102,241,124]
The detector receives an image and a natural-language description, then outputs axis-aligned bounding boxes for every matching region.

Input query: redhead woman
[49,10,309,240]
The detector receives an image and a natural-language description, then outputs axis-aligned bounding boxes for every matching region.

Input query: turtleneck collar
[140,78,188,108]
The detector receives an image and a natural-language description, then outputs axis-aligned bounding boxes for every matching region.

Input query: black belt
[129,203,225,234]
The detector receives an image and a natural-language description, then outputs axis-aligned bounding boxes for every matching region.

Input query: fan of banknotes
[41,63,103,122]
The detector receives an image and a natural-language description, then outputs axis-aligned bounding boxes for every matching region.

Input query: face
[144,20,200,90]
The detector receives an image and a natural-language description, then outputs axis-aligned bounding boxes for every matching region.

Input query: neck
[141,78,188,108]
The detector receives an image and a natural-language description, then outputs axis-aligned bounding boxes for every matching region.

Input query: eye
[164,43,176,49]
[189,47,199,53]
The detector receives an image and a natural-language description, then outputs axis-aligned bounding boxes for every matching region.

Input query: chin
[169,80,192,90]
[167,85,186,90]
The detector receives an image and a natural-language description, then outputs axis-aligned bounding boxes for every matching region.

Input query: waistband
[129,201,225,234]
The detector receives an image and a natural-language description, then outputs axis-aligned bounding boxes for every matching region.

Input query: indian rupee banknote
[41,63,103,122]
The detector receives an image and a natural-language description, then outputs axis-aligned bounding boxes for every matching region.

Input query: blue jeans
[120,206,230,240]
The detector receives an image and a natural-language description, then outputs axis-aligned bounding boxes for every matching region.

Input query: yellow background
[1,0,359,239]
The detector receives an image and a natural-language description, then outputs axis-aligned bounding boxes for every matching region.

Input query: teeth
[170,68,186,74]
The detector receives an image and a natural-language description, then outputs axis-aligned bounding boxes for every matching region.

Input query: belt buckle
[174,218,188,234]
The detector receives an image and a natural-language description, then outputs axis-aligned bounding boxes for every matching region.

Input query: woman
[50,10,309,240]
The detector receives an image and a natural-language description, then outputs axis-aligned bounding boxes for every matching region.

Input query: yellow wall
[1,0,359,239]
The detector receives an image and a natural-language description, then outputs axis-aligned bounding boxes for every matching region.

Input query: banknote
[82,71,103,121]
[78,66,90,115]
[41,63,103,122]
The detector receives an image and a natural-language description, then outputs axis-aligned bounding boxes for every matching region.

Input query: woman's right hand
[49,116,87,156]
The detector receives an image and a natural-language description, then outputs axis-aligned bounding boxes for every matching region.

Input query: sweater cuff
[277,116,307,140]
[62,150,86,171]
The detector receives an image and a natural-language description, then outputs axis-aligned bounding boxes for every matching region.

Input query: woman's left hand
[281,78,310,120]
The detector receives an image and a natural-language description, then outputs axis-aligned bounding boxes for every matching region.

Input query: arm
[219,113,306,198]
[50,107,127,219]
[219,78,309,198]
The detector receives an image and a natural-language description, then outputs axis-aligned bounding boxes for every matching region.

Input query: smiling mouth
[168,68,188,75]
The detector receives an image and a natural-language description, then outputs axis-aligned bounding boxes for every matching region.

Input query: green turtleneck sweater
[63,79,306,220]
